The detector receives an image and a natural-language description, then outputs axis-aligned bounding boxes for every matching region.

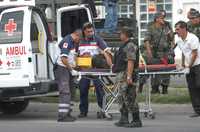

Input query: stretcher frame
[75,70,117,119]
[138,69,189,119]
[74,68,189,119]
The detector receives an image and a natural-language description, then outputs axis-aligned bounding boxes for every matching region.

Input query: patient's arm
[103,49,113,67]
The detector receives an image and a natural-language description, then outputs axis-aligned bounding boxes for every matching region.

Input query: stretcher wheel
[97,111,106,119]
[97,111,113,120]
[105,113,113,120]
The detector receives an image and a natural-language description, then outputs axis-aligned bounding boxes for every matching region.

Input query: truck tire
[0,100,29,115]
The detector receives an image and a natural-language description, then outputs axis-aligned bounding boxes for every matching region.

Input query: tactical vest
[112,40,139,73]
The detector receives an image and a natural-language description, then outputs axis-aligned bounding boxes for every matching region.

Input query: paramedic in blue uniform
[78,22,112,118]
[54,29,81,122]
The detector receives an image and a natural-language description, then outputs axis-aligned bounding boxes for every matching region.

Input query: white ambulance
[0,0,92,114]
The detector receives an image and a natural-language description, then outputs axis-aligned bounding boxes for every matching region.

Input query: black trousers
[186,64,200,114]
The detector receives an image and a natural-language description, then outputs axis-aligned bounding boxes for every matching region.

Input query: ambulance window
[30,15,39,53]
[30,22,39,53]
[61,9,89,37]
[0,11,23,44]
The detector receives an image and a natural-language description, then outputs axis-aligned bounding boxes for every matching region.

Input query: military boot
[114,109,129,127]
[124,111,142,128]
[162,85,168,94]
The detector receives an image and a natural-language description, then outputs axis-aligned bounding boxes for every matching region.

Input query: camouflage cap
[159,10,166,18]
[189,8,197,12]
[154,12,163,19]
[188,9,200,19]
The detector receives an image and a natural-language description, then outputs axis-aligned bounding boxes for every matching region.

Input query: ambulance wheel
[0,100,29,115]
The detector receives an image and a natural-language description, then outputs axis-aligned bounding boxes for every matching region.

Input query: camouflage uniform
[187,21,200,41]
[116,72,139,113]
[115,41,142,127]
[144,21,174,93]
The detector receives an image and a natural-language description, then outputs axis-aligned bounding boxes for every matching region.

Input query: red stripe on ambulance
[6,46,27,56]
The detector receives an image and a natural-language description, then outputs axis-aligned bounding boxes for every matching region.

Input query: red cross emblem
[4,19,17,36]
[7,61,11,66]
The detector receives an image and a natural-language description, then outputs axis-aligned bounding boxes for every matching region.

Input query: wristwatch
[127,76,132,80]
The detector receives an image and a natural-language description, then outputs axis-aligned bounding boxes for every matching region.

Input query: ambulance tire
[0,100,29,115]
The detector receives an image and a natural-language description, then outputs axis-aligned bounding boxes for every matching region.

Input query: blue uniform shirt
[57,35,77,67]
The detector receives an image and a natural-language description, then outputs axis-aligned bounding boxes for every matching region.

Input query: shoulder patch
[63,43,68,48]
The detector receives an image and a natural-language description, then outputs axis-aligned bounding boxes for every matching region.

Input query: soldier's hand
[127,76,133,85]
[182,63,186,68]
[71,69,79,76]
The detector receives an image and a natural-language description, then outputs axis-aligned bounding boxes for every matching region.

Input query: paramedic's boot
[162,85,168,94]
[114,109,129,127]
[151,85,160,94]
[78,112,87,118]
[57,112,76,122]
[125,111,142,128]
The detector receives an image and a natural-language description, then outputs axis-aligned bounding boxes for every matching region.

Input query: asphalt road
[0,102,199,132]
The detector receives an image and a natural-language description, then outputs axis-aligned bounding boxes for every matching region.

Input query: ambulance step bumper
[0,81,57,100]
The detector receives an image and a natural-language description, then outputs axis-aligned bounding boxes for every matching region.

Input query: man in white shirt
[175,21,200,117]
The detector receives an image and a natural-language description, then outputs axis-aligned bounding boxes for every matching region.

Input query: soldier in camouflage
[187,9,200,41]
[113,27,142,128]
[144,11,174,94]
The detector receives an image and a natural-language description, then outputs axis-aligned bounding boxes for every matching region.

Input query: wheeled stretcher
[73,69,116,119]
[138,64,189,119]
[72,64,189,119]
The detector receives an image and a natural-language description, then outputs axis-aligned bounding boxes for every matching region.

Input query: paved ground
[0,74,190,132]
[0,102,200,132]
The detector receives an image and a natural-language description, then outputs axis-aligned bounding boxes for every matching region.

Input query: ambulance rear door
[57,4,93,42]
[0,7,34,88]
[30,7,50,83]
